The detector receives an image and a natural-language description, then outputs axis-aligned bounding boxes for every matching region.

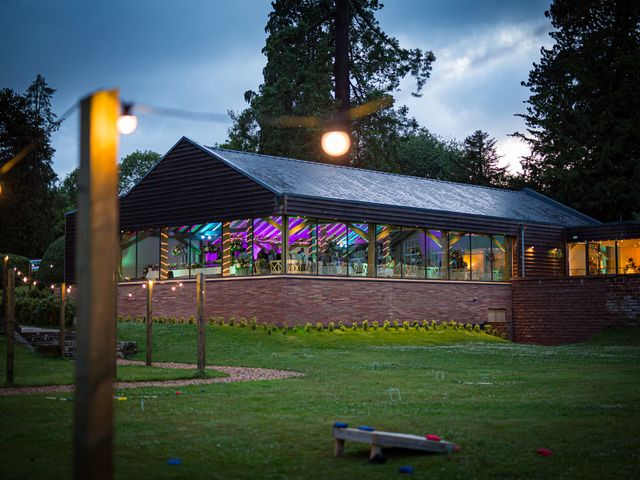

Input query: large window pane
[618,238,640,274]
[471,234,492,281]
[287,217,316,274]
[229,219,252,276]
[588,240,616,275]
[137,229,160,280]
[448,232,470,280]
[425,230,446,279]
[376,225,402,278]
[568,242,587,276]
[164,226,191,279]
[492,235,511,281]
[317,220,347,275]
[347,223,369,276]
[254,217,283,275]
[120,232,137,281]
[402,228,425,278]
[190,223,222,277]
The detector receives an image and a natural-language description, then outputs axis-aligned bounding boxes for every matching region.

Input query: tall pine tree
[515,0,640,221]
[458,130,507,187]
[0,75,60,258]
[221,0,435,172]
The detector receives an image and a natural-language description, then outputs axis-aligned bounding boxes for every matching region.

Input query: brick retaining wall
[118,276,512,329]
[512,275,640,344]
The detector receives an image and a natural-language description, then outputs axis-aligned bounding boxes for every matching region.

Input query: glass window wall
[402,228,426,279]
[317,220,348,275]
[287,217,316,274]
[347,223,370,276]
[471,234,492,281]
[190,223,222,277]
[425,230,446,279]
[254,217,283,275]
[492,235,511,281]
[137,229,160,280]
[617,239,639,274]
[448,232,470,280]
[376,225,402,278]
[165,226,191,279]
[228,219,252,276]
[588,240,616,275]
[120,232,137,281]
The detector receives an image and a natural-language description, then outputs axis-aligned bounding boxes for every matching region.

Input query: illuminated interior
[568,238,640,276]
[119,216,514,282]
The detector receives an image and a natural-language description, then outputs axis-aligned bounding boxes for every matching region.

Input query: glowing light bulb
[23,277,28,283]
[321,130,350,157]
[117,103,137,135]
[178,282,183,287]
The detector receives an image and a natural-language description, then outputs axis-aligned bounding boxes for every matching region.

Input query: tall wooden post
[146,280,153,366]
[5,269,15,384]
[27,262,32,292]
[367,223,376,277]
[74,89,119,480]
[196,273,206,373]
[2,255,8,330]
[59,282,66,358]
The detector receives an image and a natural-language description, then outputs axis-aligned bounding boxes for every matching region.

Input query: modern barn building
[64,137,640,343]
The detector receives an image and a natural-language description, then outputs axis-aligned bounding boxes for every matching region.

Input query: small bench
[333,425,457,460]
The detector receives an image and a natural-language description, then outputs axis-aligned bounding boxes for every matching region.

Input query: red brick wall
[118,276,512,328]
[512,275,640,344]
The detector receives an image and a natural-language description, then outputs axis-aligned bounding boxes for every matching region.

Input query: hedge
[36,236,65,285]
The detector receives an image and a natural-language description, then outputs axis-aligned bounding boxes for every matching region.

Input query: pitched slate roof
[187,138,598,227]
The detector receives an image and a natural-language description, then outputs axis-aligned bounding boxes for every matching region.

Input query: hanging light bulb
[321,130,350,157]
[117,102,138,135]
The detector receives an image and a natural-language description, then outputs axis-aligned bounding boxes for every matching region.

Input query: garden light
[117,103,137,135]
[23,277,28,283]
[321,130,350,156]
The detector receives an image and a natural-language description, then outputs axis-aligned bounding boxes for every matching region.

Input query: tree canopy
[515,0,640,221]
[118,150,161,194]
[222,0,435,172]
[0,75,61,258]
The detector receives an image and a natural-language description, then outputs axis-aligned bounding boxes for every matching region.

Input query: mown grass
[1,324,639,480]
[0,337,226,387]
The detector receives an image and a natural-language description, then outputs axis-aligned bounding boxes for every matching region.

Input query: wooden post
[2,255,8,330]
[28,262,32,292]
[59,282,66,358]
[196,273,206,373]
[5,269,15,384]
[74,89,119,480]
[146,280,153,366]
[367,223,376,277]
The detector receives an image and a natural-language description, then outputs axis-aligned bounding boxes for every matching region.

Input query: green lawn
[0,337,226,386]
[1,323,639,479]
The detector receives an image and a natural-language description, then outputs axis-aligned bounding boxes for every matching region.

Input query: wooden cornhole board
[333,427,456,459]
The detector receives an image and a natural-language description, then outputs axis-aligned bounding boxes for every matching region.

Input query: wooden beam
[146,280,153,366]
[5,269,15,384]
[196,273,206,373]
[2,255,7,330]
[60,282,66,358]
[74,89,119,480]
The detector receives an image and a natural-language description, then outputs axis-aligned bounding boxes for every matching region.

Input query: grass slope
[1,325,639,479]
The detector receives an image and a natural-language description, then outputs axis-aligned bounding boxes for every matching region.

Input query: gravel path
[0,360,304,397]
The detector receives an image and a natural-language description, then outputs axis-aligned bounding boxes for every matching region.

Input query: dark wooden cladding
[119,139,281,230]
[285,195,523,236]
[566,222,640,242]
[64,213,77,284]
[518,224,566,278]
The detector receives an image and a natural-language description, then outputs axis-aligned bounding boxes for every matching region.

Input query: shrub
[412,321,419,329]
[250,317,258,330]
[209,316,216,326]
[383,320,391,331]
[362,320,369,331]
[392,320,399,330]
[228,316,235,326]
[240,317,248,328]
[328,322,335,332]
[449,320,458,330]
[188,315,195,325]
[402,321,410,330]
[351,321,358,331]
[179,316,185,324]
[315,322,323,332]
[485,324,493,335]
[465,323,472,331]
[372,321,379,331]
[216,316,225,326]
[431,320,438,330]
[35,237,65,285]
[14,288,75,326]
[304,322,312,332]
[338,321,346,331]
[474,324,481,332]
